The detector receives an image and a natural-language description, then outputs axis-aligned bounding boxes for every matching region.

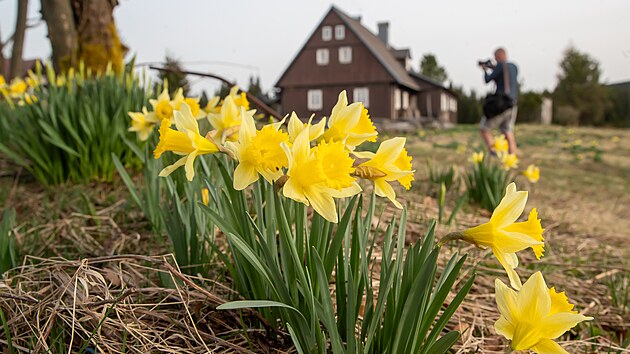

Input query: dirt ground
[1,124,628,353]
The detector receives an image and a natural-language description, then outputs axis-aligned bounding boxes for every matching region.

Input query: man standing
[479,47,519,154]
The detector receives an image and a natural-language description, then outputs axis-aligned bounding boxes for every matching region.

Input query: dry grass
[1,124,629,353]
[0,253,294,353]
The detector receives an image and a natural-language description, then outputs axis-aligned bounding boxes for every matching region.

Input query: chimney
[377,21,389,45]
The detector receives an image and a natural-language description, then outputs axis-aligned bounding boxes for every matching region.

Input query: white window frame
[449,97,458,112]
[316,48,329,66]
[338,46,352,64]
[307,89,323,111]
[440,93,448,112]
[322,26,332,41]
[353,87,370,108]
[402,91,409,109]
[334,25,345,40]
[394,88,401,110]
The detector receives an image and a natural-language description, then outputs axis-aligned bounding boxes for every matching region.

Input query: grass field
[1,124,629,353]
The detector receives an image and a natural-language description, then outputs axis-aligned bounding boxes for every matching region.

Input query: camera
[478,59,494,68]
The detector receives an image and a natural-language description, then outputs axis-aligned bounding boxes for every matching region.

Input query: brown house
[275,6,457,124]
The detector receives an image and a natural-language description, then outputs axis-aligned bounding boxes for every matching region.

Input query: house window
[334,25,345,40]
[353,87,369,108]
[322,26,332,41]
[316,49,329,66]
[394,88,401,110]
[307,89,323,111]
[449,97,457,112]
[440,93,448,111]
[339,46,352,64]
[402,91,409,109]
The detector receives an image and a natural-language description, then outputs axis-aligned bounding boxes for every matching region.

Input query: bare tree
[9,0,29,79]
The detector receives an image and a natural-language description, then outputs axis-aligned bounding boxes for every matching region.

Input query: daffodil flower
[128,107,158,141]
[320,91,377,150]
[494,135,509,154]
[204,95,221,114]
[282,126,361,223]
[201,187,210,206]
[147,87,175,123]
[154,103,220,180]
[523,164,540,183]
[227,110,289,190]
[442,183,544,289]
[207,95,255,142]
[8,78,27,98]
[170,88,207,120]
[501,153,519,170]
[495,271,593,353]
[353,137,414,209]
[229,86,250,110]
[471,151,484,164]
[287,112,326,143]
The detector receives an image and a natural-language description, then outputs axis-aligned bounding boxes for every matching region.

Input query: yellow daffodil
[288,112,326,143]
[207,95,255,142]
[572,139,582,146]
[8,78,27,98]
[443,183,544,289]
[471,151,484,164]
[281,126,361,223]
[201,187,210,206]
[353,137,415,209]
[320,91,377,150]
[204,95,221,114]
[17,93,39,106]
[147,87,175,123]
[611,136,620,143]
[494,135,509,154]
[227,110,289,190]
[523,164,540,183]
[501,153,519,170]
[456,144,467,154]
[170,89,206,120]
[495,271,593,353]
[0,75,5,87]
[230,86,250,110]
[154,103,220,180]
[128,107,158,141]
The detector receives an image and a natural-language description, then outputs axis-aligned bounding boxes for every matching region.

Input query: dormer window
[334,25,345,40]
[322,26,332,41]
[316,49,329,66]
[339,46,352,64]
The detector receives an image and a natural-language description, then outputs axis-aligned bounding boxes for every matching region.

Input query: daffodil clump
[466,134,541,211]
[443,182,592,352]
[0,68,41,106]
[127,83,209,142]
[146,89,414,223]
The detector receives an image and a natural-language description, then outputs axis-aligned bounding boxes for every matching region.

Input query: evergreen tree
[553,46,609,125]
[420,53,448,83]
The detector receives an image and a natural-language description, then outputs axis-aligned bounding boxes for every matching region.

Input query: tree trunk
[0,27,6,77]
[41,0,124,74]
[73,0,124,74]
[9,0,29,79]
[41,0,78,71]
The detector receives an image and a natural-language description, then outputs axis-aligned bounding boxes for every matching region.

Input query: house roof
[331,6,419,90]
[409,71,456,96]
[390,48,411,60]
[607,80,630,90]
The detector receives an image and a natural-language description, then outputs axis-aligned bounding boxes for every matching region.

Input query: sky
[1,0,629,97]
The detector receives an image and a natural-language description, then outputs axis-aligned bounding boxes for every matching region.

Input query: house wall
[281,83,392,119]
[277,10,397,118]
